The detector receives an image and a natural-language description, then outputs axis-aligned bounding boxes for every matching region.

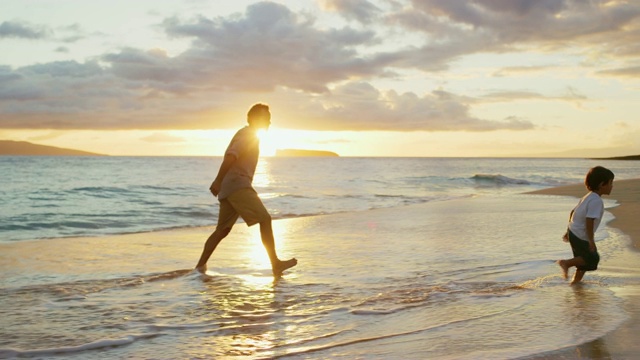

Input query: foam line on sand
[527,178,640,359]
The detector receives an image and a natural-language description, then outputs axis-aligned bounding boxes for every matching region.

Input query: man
[195,103,297,277]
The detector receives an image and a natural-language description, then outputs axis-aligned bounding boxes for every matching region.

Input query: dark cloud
[102,48,190,85]
[145,1,385,93]
[407,0,640,42]
[0,20,50,39]
[387,0,640,71]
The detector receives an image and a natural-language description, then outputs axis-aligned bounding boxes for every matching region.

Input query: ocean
[1,156,640,359]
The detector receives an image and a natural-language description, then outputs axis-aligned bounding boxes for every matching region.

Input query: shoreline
[528,178,640,251]
[527,178,640,359]
[2,181,640,358]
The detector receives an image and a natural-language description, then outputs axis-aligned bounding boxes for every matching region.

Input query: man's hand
[210,179,221,197]
[562,232,569,242]
[209,153,236,198]
[589,242,597,253]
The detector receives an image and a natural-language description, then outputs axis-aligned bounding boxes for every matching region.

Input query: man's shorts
[568,229,600,271]
[217,188,270,230]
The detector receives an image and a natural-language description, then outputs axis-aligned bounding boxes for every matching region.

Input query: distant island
[0,140,105,156]
[591,155,640,160]
[275,149,339,157]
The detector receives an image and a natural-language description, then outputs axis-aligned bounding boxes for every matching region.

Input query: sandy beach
[528,178,640,359]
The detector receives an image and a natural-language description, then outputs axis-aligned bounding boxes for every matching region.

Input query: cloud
[2,1,636,133]
[491,65,557,77]
[57,24,86,43]
[408,0,640,43]
[387,0,640,71]
[320,0,382,23]
[279,82,535,131]
[143,1,385,93]
[0,20,50,39]
[596,65,640,78]
[478,87,587,104]
[0,57,533,132]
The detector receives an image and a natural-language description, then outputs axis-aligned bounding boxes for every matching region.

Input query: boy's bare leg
[557,257,586,281]
[259,220,297,276]
[195,227,230,272]
[571,270,586,285]
[557,260,569,280]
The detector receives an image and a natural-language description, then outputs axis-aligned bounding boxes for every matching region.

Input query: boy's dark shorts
[568,229,600,271]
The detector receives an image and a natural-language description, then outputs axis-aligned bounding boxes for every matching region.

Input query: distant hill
[0,140,105,156]
[591,155,640,160]
[275,149,339,157]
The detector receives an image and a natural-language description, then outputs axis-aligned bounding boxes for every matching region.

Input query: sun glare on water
[238,221,297,286]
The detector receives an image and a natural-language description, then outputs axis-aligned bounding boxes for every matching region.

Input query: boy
[557,166,614,284]
[195,103,297,277]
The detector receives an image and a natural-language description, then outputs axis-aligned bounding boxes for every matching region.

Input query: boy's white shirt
[568,191,604,242]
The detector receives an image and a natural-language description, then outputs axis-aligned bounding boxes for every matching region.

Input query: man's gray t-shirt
[218,126,260,200]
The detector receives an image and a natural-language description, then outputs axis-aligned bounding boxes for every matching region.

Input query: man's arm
[210,154,236,197]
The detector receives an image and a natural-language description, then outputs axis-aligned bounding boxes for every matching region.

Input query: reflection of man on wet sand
[195,103,297,277]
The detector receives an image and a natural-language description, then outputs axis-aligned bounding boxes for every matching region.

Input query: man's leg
[195,227,231,272]
[228,189,297,276]
[195,199,238,272]
[259,218,297,276]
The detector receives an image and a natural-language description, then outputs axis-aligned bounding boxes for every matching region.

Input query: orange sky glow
[1,0,639,157]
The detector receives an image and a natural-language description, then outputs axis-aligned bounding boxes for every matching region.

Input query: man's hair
[247,103,270,123]
[585,166,614,191]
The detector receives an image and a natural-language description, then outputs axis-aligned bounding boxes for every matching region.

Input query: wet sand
[527,178,640,359]
[2,180,639,358]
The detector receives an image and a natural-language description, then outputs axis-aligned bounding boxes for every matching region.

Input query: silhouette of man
[195,103,297,276]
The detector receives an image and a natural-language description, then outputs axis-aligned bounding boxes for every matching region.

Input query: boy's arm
[562,209,575,242]
[585,217,597,252]
[210,154,237,197]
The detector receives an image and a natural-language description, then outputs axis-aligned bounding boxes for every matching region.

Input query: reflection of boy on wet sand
[557,166,614,285]
[195,103,297,277]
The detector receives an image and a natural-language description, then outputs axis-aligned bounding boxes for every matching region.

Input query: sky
[1,0,639,157]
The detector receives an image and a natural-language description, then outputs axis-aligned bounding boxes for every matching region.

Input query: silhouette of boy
[557,166,614,284]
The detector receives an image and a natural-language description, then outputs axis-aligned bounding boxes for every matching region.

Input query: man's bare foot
[273,258,297,277]
[195,265,207,273]
[557,260,569,280]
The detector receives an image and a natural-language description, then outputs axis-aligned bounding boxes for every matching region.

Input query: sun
[257,127,290,156]
[256,129,276,156]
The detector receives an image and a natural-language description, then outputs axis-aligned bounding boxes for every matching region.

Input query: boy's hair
[585,166,614,191]
[247,103,270,123]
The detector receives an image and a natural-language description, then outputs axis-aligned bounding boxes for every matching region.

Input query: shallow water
[1,195,637,359]
[3,156,640,242]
